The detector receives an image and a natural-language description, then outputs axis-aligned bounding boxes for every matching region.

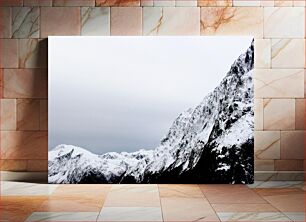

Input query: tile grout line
[157,184,165,222]
[197,184,222,222]
[199,184,294,221]
[256,192,289,214]
[252,188,296,221]
[95,184,112,222]
[249,186,274,205]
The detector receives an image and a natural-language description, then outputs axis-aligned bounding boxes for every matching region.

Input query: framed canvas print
[48,36,254,184]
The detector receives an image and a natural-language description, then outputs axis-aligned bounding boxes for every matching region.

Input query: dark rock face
[48,41,254,184]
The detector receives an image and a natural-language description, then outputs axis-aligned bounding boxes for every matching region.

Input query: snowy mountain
[48,41,254,184]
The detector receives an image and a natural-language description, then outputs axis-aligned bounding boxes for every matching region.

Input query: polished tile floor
[0,181,305,221]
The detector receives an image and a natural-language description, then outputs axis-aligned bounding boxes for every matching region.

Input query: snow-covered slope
[48,41,254,184]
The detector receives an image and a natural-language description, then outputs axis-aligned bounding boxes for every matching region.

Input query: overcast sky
[48,36,253,154]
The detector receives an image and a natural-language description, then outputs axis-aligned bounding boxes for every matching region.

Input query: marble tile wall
[0,0,304,180]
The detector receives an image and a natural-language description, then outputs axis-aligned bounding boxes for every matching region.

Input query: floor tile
[1,181,58,196]
[52,184,111,198]
[161,197,219,221]
[217,212,291,221]
[255,188,305,212]
[212,203,278,212]
[37,196,104,212]
[0,196,47,221]
[103,184,160,207]
[283,212,305,221]
[97,207,162,221]
[255,188,304,196]
[159,184,204,198]
[25,212,99,221]
[1,182,304,222]
[199,185,266,204]
[248,181,304,189]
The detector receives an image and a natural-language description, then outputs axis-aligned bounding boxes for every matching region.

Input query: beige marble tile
[141,0,153,6]
[293,0,305,6]
[143,7,200,35]
[280,130,304,159]
[161,197,219,221]
[1,181,58,196]
[271,39,305,68]
[254,99,263,130]
[52,184,111,198]
[104,184,160,207]
[27,159,48,172]
[254,69,304,98]
[36,186,108,211]
[263,99,295,130]
[248,181,304,189]
[176,0,197,6]
[304,70,306,98]
[256,188,305,212]
[3,69,47,99]
[254,160,275,171]
[19,39,47,68]
[233,0,260,6]
[255,188,305,196]
[217,212,291,221]
[0,69,2,98]
[200,185,266,204]
[0,131,48,159]
[40,99,47,130]
[111,7,142,35]
[212,203,278,212]
[98,207,163,221]
[0,0,23,6]
[12,7,39,38]
[198,0,232,6]
[0,7,11,38]
[96,0,140,6]
[81,7,110,36]
[41,7,80,38]
[275,160,304,171]
[295,99,305,130]
[38,196,104,212]
[26,212,99,222]
[255,171,304,181]
[254,131,280,160]
[200,7,263,37]
[0,159,27,171]
[264,7,305,38]
[53,0,95,6]
[254,39,271,68]
[260,0,274,6]
[274,0,293,6]
[0,99,16,130]
[283,212,305,221]
[159,184,204,198]
[154,0,175,6]
[0,196,47,221]
[0,39,18,68]
[23,0,52,6]
[17,99,40,130]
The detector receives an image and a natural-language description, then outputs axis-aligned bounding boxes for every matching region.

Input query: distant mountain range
[48,40,254,184]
